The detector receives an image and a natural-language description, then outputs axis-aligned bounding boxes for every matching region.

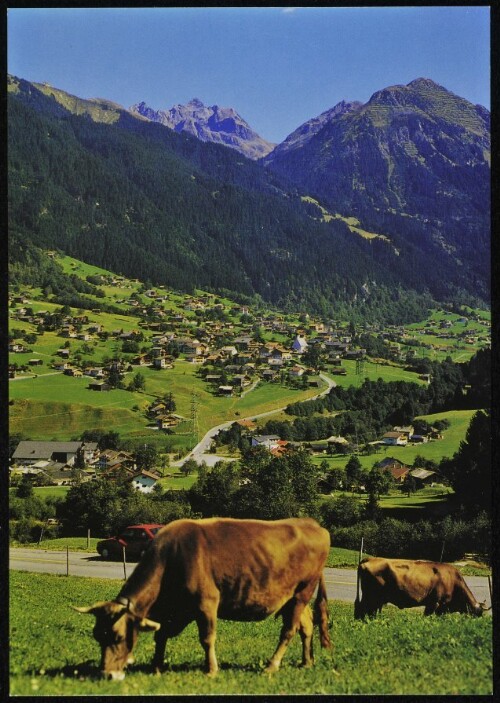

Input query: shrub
[330,514,491,562]
[10,518,44,543]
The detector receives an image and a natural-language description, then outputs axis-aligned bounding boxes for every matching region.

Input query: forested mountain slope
[265,78,490,302]
[8,76,488,321]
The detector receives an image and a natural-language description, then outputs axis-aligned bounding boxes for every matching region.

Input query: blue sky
[7,6,490,144]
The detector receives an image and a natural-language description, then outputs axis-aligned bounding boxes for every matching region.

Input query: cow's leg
[196,596,219,677]
[265,597,306,674]
[424,602,438,616]
[152,629,168,673]
[298,604,314,668]
[152,617,191,672]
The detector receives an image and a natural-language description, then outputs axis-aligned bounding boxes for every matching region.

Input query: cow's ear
[137,617,161,632]
[71,601,110,615]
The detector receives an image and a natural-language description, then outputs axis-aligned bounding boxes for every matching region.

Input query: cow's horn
[138,617,161,632]
[71,602,108,614]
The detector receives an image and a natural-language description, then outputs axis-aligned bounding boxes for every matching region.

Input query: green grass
[9,359,324,445]
[313,409,478,473]
[324,359,427,388]
[10,571,492,695]
[10,536,104,551]
[24,486,71,499]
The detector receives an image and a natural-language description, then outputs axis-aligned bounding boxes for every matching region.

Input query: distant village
[9,276,490,492]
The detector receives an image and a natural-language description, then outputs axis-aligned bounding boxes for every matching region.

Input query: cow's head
[471,600,491,617]
[72,599,160,680]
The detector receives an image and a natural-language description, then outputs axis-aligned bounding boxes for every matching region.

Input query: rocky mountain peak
[187,97,205,108]
[129,98,275,160]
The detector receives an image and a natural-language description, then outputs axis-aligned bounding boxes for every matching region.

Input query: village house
[291,335,308,354]
[218,385,234,396]
[393,426,414,440]
[128,470,159,493]
[251,435,281,451]
[410,468,439,487]
[98,449,136,475]
[11,440,99,467]
[153,357,173,369]
[88,380,111,391]
[9,343,27,353]
[381,431,408,446]
[156,414,183,430]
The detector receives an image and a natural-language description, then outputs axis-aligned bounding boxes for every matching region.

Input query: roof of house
[129,470,159,481]
[12,441,97,460]
[253,435,280,443]
[388,466,410,479]
[410,468,436,480]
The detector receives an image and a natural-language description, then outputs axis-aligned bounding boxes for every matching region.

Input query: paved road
[9,548,492,610]
[172,372,336,468]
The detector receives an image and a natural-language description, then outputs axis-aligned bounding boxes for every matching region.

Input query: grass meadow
[9,359,324,444]
[9,570,492,695]
[312,409,478,473]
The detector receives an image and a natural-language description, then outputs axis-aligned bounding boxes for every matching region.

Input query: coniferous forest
[8,76,489,325]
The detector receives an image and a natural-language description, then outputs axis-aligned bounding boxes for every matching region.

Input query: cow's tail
[314,572,332,649]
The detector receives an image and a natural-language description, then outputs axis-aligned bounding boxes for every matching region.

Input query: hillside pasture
[9,359,325,444]
[312,409,478,474]
[9,571,492,695]
[323,360,427,389]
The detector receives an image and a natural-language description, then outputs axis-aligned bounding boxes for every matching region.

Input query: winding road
[173,372,336,467]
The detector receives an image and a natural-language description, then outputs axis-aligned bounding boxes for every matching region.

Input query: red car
[96,524,164,561]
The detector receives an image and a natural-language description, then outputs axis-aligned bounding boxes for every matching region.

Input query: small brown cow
[73,517,332,679]
[354,556,489,619]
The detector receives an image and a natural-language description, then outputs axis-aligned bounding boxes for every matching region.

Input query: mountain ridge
[7,73,490,322]
[264,77,490,301]
[130,98,275,160]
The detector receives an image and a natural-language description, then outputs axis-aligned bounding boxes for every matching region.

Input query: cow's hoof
[264,663,279,675]
[206,670,218,678]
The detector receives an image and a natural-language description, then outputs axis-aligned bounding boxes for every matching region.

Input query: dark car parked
[97,524,164,561]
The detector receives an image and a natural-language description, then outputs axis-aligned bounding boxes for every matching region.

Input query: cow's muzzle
[102,670,126,681]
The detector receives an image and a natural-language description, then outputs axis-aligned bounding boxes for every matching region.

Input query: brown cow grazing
[73,517,332,680]
[354,557,489,619]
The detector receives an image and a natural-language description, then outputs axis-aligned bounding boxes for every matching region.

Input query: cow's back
[152,518,330,621]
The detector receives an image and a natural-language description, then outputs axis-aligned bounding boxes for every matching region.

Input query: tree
[58,480,129,535]
[319,494,363,529]
[189,461,240,517]
[80,429,120,450]
[324,466,346,492]
[302,345,322,372]
[135,444,158,473]
[365,467,392,499]
[345,455,363,491]
[163,392,176,412]
[400,473,418,498]
[440,410,491,516]
[107,368,123,389]
[233,448,320,520]
[128,372,146,392]
[74,447,86,470]
[16,476,34,499]
[181,458,198,477]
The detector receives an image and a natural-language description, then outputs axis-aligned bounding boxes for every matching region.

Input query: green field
[9,571,492,695]
[312,409,478,473]
[324,359,427,388]
[9,359,324,446]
